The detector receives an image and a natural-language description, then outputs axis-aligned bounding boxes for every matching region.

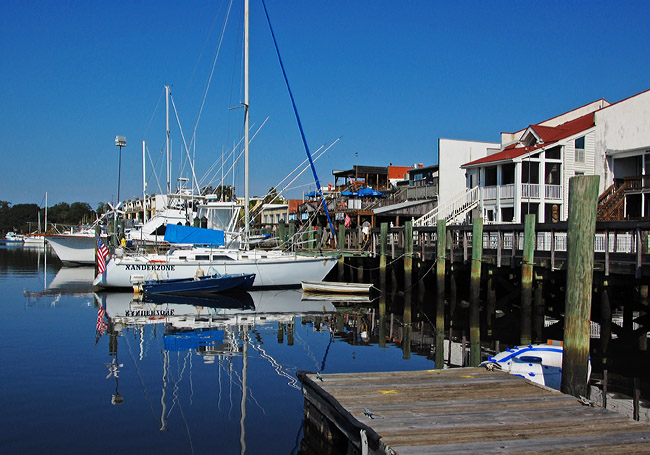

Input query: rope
[260,0,336,237]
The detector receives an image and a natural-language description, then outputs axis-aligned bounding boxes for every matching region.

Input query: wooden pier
[298,368,650,454]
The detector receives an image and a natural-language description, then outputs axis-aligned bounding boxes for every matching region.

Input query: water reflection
[94,290,339,452]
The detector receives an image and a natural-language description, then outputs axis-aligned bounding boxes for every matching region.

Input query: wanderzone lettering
[124,309,175,317]
[124,264,176,271]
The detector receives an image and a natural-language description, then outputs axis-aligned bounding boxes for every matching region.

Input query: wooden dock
[298,368,650,454]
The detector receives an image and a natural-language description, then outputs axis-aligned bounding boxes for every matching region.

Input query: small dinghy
[480,342,591,391]
[140,272,255,295]
[301,280,374,294]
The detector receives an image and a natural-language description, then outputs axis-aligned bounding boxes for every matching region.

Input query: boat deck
[298,368,650,454]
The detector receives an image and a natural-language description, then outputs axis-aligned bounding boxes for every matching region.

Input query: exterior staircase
[414,186,479,227]
[597,182,626,221]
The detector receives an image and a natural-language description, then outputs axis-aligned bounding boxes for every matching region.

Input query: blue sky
[1,1,649,208]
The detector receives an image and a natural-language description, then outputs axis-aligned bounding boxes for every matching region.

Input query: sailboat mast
[165,85,171,196]
[243,0,250,245]
[142,140,147,224]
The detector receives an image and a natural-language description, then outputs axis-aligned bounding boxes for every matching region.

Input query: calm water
[0,247,433,455]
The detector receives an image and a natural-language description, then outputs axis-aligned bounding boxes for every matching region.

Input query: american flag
[95,304,107,345]
[97,237,110,274]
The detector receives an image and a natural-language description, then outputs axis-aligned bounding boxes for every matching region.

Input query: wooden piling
[533,272,544,343]
[288,222,295,250]
[278,222,286,248]
[308,226,315,250]
[469,217,483,367]
[600,279,611,408]
[404,221,413,305]
[561,175,599,398]
[486,269,496,338]
[436,220,446,369]
[379,223,387,291]
[338,224,345,251]
[520,213,535,346]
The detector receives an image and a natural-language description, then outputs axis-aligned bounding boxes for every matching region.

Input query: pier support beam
[486,269,496,338]
[520,214,535,346]
[533,272,544,343]
[404,221,413,306]
[379,223,387,291]
[436,220,446,369]
[561,175,599,398]
[469,217,483,367]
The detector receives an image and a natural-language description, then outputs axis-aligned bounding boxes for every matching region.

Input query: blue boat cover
[163,224,225,246]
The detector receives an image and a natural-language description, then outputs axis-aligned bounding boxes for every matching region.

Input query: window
[575,137,585,163]
[546,146,561,160]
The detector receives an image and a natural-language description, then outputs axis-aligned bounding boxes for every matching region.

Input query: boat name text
[124,309,175,317]
[124,264,176,271]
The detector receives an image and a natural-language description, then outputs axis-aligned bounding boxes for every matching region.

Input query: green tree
[263,187,281,204]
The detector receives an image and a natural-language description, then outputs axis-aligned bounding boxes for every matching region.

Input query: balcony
[625,175,650,191]
[481,183,562,201]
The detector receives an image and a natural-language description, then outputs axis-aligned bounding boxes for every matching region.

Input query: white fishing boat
[301,281,374,294]
[94,0,339,290]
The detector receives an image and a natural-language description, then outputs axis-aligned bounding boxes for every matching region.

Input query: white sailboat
[93,0,338,290]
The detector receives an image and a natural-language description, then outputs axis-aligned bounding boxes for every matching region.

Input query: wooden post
[308,226,315,250]
[277,322,284,344]
[436,220,446,369]
[378,293,387,349]
[469,217,483,367]
[404,221,413,306]
[521,214,535,345]
[278,222,286,249]
[380,223,388,291]
[338,223,345,251]
[486,269,496,338]
[357,259,364,283]
[561,175,599,398]
[316,226,323,250]
[533,272,544,343]
[337,255,345,282]
[288,222,295,251]
[600,279,611,408]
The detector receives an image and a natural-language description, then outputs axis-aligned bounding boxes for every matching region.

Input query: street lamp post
[115,136,126,244]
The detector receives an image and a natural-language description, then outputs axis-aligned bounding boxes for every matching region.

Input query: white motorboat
[480,343,591,390]
[1,232,24,245]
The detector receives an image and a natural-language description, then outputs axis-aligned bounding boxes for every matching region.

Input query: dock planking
[298,368,650,454]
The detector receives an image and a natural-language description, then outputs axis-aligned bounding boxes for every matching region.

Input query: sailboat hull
[47,234,98,265]
[93,250,338,289]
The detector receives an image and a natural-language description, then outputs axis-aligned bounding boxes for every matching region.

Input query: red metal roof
[463,113,595,167]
